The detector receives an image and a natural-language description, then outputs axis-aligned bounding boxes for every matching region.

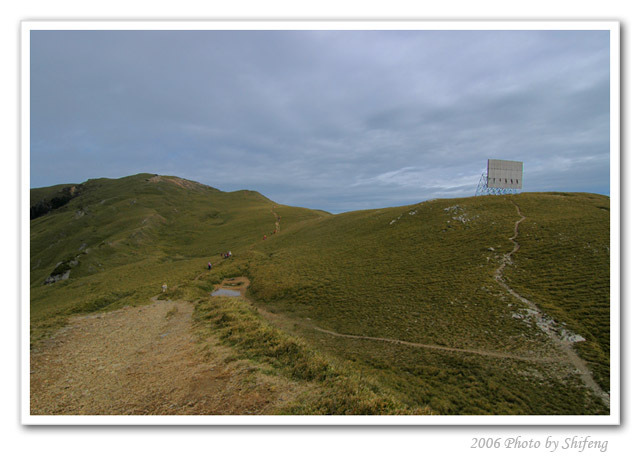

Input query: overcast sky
[30,30,610,213]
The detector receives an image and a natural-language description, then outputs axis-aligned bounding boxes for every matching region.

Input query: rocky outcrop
[44,269,70,284]
[43,251,85,284]
[30,185,83,220]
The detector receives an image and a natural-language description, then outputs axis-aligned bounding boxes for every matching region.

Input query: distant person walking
[161,283,167,293]
[263,234,267,240]
[207,262,212,270]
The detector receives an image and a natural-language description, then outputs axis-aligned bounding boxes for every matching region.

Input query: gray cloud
[30,30,610,213]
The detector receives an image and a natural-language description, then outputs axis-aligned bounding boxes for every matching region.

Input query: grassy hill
[30,173,327,342]
[30,174,610,415]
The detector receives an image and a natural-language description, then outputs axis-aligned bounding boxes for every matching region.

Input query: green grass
[30,174,611,414]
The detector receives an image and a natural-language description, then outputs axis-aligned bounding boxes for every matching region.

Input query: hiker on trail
[263,234,267,240]
[227,251,232,258]
[207,262,212,270]
[162,283,167,293]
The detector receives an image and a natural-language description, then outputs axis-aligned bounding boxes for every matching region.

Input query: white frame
[21,20,620,426]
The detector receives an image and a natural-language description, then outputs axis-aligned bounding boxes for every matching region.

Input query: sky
[30,29,611,213]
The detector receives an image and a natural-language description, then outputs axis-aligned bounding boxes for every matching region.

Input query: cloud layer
[30,30,610,213]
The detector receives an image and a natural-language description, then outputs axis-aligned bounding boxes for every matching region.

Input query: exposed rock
[30,184,84,220]
[44,270,70,284]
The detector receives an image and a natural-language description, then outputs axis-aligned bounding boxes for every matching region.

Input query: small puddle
[211,288,241,297]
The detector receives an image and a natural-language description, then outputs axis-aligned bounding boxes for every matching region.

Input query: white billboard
[487,159,523,189]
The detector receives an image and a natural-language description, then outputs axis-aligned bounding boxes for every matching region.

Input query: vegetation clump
[193,296,428,415]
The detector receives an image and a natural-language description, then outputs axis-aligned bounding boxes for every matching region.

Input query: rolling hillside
[30,173,326,341]
[30,174,611,415]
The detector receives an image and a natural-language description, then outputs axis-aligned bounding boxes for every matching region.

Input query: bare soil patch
[30,297,303,415]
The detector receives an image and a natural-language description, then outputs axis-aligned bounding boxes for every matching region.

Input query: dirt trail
[271,206,281,233]
[312,326,558,363]
[30,296,301,415]
[495,201,610,408]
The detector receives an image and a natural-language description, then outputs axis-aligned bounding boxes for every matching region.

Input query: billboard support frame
[475,172,520,196]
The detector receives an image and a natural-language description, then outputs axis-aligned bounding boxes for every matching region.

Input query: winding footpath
[313,326,558,363]
[495,201,610,408]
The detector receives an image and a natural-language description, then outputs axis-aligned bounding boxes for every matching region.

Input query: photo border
[21,20,620,426]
